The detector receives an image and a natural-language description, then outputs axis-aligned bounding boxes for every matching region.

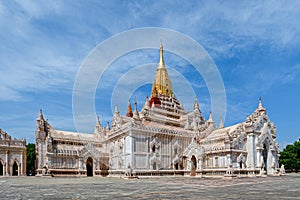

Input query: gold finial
[126,100,133,117]
[159,41,165,67]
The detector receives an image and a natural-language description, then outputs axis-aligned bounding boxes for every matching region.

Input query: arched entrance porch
[86,157,93,176]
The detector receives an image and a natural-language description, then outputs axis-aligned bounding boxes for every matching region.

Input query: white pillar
[199,158,203,170]
[79,159,82,170]
[256,148,262,168]
[5,151,9,176]
[18,163,20,176]
[20,153,23,176]
[227,154,232,166]
[246,133,255,169]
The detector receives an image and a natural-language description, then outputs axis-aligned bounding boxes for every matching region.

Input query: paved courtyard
[0,174,299,199]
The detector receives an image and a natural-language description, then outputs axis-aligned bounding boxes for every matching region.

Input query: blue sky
[0,1,299,149]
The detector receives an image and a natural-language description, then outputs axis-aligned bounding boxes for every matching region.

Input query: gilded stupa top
[151,43,174,97]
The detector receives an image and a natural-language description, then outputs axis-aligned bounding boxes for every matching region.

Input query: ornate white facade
[35,44,280,177]
[0,128,26,176]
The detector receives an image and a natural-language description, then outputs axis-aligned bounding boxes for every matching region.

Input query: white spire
[256,97,266,113]
[94,116,103,134]
[194,97,200,111]
[37,108,44,120]
[219,117,224,128]
[133,100,140,120]
[114,105,119,114]
[96,116,101,126]
[144,96,150,109]
[208,112,214,125]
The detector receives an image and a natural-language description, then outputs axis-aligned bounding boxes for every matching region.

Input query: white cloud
[0,86,22,101]
[127,1,300,57]
[14,0,63,18]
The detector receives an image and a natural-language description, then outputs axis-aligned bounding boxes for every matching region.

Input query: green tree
[279,139,300,172]
[26,143,36,176]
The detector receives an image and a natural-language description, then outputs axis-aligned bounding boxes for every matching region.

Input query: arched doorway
[239,161,243,169]
[174,162,179,170]
[153,161,157,170]
[0,162,3,176]
[86,157,93,176]
[191,155,197,176]
[12,162,18,176]
[262,143,268,173]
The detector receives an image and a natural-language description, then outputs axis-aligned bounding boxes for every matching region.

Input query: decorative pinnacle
[114,105,119,113]
[194,97,200,111]
[219,117,224,128]
[37,108,44,120]
[257,97,266,112]
[208,111,214,123]
[133,99,140,120]
[96,116,101,127]
[258,97,263,108]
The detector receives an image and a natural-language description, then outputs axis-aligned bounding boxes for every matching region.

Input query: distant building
[35,44,280,177]
[0,128,26,176]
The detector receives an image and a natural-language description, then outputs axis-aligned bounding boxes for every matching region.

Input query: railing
[0,140,26,147]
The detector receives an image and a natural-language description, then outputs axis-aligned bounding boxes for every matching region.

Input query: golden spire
[151,42,174,97]
[126,100,133,117]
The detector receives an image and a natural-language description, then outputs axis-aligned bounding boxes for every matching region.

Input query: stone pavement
[0,174,299,199]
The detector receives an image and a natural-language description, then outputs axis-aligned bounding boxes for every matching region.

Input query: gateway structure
[35,44,280,177]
